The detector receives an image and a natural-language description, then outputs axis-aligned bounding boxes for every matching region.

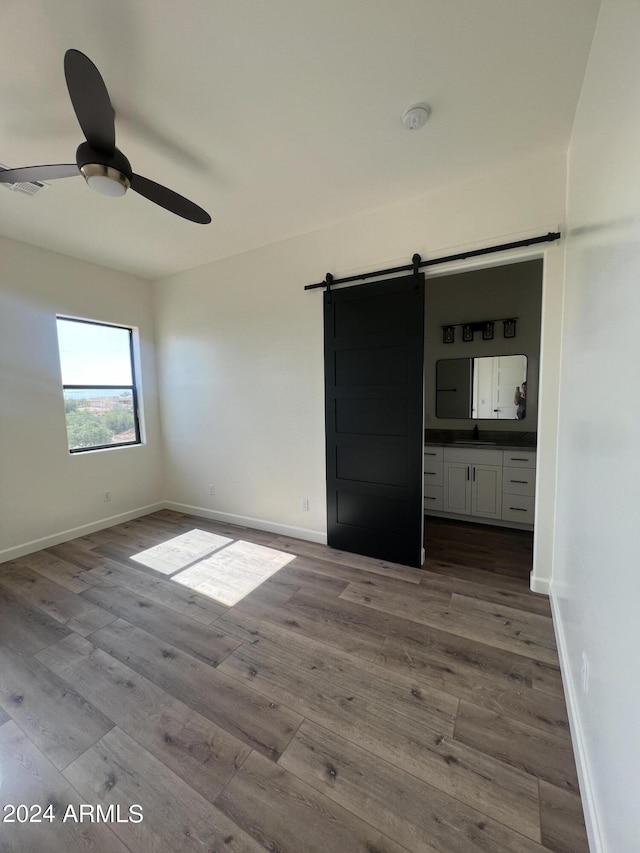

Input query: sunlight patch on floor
[171,540,295,606]
[131,529,232,574]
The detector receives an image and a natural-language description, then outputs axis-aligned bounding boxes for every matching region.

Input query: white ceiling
[0,0,600,280]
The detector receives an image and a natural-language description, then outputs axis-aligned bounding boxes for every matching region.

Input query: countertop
[425,441,537,452]
[424,429,537,452]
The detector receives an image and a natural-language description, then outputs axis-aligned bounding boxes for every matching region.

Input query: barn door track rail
[304,231,561,294]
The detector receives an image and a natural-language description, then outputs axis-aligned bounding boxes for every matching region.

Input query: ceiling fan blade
[64,49,115,154]
[0,164,79,183]
[130,174,211,224]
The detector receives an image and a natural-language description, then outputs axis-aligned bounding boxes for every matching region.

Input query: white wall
[154,148,567,581]
[0,236,164,560]
[552,2,640,850]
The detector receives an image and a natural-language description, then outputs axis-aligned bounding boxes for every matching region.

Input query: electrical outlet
[300,498,309,511]
[103,490,112,502]
[208,484,215,496]
[580,652,589,694]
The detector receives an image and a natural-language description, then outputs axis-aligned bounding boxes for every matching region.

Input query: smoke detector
[0,163,50,196]
[402,104,431,131]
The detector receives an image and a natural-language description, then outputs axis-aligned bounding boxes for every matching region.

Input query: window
[56,317,142,453]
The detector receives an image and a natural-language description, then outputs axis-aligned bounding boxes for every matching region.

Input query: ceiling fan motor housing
[76,142,132,196]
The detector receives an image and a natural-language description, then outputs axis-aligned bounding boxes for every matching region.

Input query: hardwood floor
[0,511,588,853]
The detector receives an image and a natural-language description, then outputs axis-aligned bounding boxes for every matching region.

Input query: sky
[56,317,133,386]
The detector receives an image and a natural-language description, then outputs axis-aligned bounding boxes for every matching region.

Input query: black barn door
[324,274,425,567]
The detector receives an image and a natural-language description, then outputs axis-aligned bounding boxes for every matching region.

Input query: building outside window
[56,316,142,452]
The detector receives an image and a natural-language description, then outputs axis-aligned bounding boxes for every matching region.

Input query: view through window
[56,317,141,452]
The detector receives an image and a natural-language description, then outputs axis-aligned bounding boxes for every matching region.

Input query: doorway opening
[423,258,543,570]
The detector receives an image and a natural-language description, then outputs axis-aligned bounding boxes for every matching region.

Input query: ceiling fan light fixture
[80,163,130,197]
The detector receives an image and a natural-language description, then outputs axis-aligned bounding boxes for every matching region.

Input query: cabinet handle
[509,457,529,462]
[425,452,437,456]
[510,479,528,484]
[509,506,528,512]
[467,466,470,480]
[472,466,476,482]
[425,472,437,476]
[425,496,436,501]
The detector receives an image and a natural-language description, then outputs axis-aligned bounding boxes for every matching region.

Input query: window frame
[57,316,142,454]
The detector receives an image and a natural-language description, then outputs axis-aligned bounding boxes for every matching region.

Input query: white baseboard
[529,572,551,595]
[0,500,327,565]
[163,501,328,545]
[0,502,165,564]
[550,588,604,853]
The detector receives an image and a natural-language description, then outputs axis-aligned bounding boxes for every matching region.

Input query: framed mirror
[436,354,528,420]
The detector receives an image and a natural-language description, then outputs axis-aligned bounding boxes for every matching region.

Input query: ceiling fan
[0,49,211,224]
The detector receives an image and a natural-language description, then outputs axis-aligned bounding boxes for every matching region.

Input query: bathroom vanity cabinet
[424,444,536,529]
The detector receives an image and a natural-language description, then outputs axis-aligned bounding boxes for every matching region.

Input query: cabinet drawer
[423,485,444,511]
[424,446,443,463]
[503,466,535,496]
[424,464,443,487]
[503,450,536,468]
[502,494,535,523]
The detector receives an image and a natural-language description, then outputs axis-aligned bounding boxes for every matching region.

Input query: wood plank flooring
[0,511,588,853]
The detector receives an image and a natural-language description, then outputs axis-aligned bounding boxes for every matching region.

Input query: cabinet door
[443,462,471,515]
[471,464,503,519]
